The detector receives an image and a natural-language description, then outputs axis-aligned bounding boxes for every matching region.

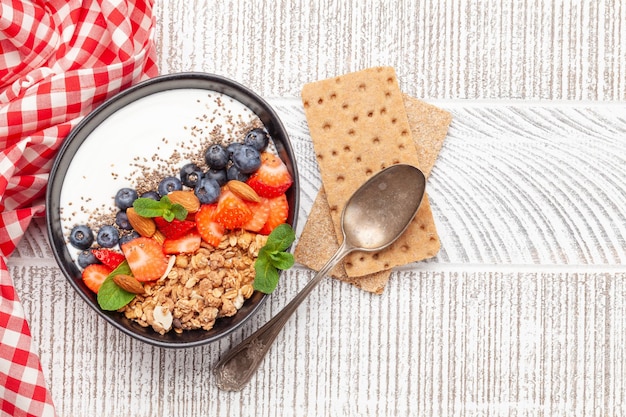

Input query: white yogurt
[60,88,265,264]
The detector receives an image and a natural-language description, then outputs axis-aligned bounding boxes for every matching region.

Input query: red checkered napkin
[0,0,158,415]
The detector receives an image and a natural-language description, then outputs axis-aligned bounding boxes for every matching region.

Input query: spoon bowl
[342,164,426,251]
[214,164,426,390]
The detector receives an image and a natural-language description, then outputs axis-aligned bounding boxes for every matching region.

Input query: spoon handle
[214,241,353,391]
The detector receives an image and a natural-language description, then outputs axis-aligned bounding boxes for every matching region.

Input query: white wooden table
[7,2,626,416]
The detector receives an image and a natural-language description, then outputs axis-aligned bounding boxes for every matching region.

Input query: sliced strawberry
[162,231,202,254]
[91,248,125,269]
[214,188,253,229]
[195,204,225,247]
[153,217,196,239]
[242,197,271,232]
[246,152,293,198]
[82,263,112,294]
[259,193,289,235]
[121,237,170,281]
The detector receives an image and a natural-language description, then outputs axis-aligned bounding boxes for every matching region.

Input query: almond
[152,230,166,245]
[227,180,261,203]
[113,274,145,294]
[168,190,200,214]
[126,207,156,237]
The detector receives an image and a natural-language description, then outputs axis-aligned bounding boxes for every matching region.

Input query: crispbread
[294,185,391,294]
[300,67,441,277]
[402,95,451,176]
[295,68,451,290]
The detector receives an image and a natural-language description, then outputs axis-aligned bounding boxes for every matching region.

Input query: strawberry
[242,197,271,232]
[82,263,112,294]
[195,204,225,247]
[153,217,196,239]
[259,193,289,235]
[121,237,170,281]
[162,231,202,254]
[246,152,293,198]
[214,188,253,229]
[91,248,125,269]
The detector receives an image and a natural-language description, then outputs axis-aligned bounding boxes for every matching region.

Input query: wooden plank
[9,101,626,416]
[5,0,626,415]
[9,265,626,416]
[152,0,625,101]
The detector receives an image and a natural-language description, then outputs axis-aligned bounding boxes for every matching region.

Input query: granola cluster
[121,230,267,334]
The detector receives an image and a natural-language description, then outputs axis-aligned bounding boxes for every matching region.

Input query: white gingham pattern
[0,0,158,415]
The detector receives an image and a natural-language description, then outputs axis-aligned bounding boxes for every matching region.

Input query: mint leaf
[252,224,296,294]
[133,198,167,217]
[264,224,295,252]
[253,254,280,294]
[268,251,295,270]
[97,261,136,311]
[98,278,135,311]
[107,260,133,279]
[170,203,188,220]
[132,196,187,221]
[162,210,175,222]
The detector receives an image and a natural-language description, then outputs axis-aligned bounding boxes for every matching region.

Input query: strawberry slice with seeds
[242,197,271,232]
[163,231,202,255]
[121,237,169,281]
[214,188,253,229]
[153,217,196,239]
[82,263,112,294]
[91,248,125,269]
[246,152,293,198]
[195,204,225,247]
[259,193,289,235]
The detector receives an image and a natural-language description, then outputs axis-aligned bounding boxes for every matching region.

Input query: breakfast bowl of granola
[46,73,299,348]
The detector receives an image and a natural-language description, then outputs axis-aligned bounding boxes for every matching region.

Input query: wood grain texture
[153,0,625,100]
[9,101,626,417]
[6,1,626,416]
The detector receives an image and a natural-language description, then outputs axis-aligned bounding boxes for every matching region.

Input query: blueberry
[119,231,140,249]
[179,163,204,188]
[157,176,182,196]
[194,177,221,204]
[204,144,229,170]
[69,225,94,250]
[244,128,270,151]
[226,142,243,158]
[77,250,99,268]
[115,211,132,230]
[140,191,160,201]
[96,225,119,248]
[227,165,250,182]
[204,168,228,186]
[114,188,138,210]
[232,145,261,174]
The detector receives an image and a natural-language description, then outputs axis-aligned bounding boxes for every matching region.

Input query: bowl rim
[45,72,299,348]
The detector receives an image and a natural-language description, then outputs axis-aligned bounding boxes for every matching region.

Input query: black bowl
[46,72,299,348]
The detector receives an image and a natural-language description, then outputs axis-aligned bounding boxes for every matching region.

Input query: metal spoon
[214,164,426,391]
